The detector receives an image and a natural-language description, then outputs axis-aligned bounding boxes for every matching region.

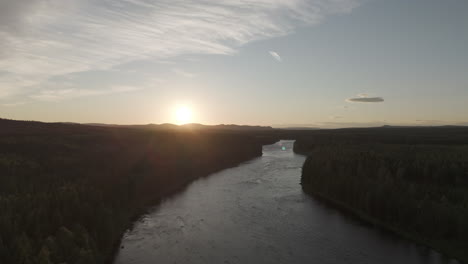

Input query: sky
[0,0,467,128]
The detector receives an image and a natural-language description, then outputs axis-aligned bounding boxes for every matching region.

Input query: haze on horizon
[0,0,467,128]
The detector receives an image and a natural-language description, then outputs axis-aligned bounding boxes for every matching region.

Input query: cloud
[269,51,282,62]
[346,94,384,103]
[347,97,384,103]
[0,0,44,32]
[0,0,364,99]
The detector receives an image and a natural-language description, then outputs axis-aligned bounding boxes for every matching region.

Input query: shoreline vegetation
[294,127,468,263]
[3,118,468,264]
[0,118,278,264]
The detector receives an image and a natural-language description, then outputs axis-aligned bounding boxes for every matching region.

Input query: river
[114,140,458,264]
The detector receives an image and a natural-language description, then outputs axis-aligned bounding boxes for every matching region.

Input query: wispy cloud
[346,94,384,103]
[0,0,364,100]
[269,51,282,62]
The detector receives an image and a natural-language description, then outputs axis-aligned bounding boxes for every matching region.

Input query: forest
[295,127,468,263]
[3,119,468,263]
[0,118,277,264]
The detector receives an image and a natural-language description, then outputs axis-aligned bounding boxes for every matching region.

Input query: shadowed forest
[2,118,468,263]
[0,118,277,264]
[295,127,468,263]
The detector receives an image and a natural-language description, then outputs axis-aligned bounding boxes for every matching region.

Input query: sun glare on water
[175,106,193,125]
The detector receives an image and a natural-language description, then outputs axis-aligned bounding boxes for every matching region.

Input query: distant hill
[84,122,274,131]
[278,127,320,130]
[0,118,274,133]
[381,125,468,129]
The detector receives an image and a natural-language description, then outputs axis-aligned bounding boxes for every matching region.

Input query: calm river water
[114,140,458,264]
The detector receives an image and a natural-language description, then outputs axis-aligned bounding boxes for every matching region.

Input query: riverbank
[0,118,278,264]
[106,137,277,264]
[295,133,468,263]
[301,184,467,263]
[115,140,456,264]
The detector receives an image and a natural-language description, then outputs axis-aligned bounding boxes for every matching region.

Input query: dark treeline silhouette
[0,118,278,264]
[295,127,468,263]
[293,126,468,154]
[4,119,468,263]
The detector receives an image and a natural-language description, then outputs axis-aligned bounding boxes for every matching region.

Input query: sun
[174,106,193,125]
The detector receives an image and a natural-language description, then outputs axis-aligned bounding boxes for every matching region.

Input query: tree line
[297,139,468,263]
[0,118,277,264]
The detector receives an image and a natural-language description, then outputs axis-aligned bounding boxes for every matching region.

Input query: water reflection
[115,141,459,264]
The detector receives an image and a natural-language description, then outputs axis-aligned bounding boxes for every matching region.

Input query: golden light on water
[174,106,193,125]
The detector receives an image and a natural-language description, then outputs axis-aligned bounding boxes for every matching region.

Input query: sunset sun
[174,106,193,125]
